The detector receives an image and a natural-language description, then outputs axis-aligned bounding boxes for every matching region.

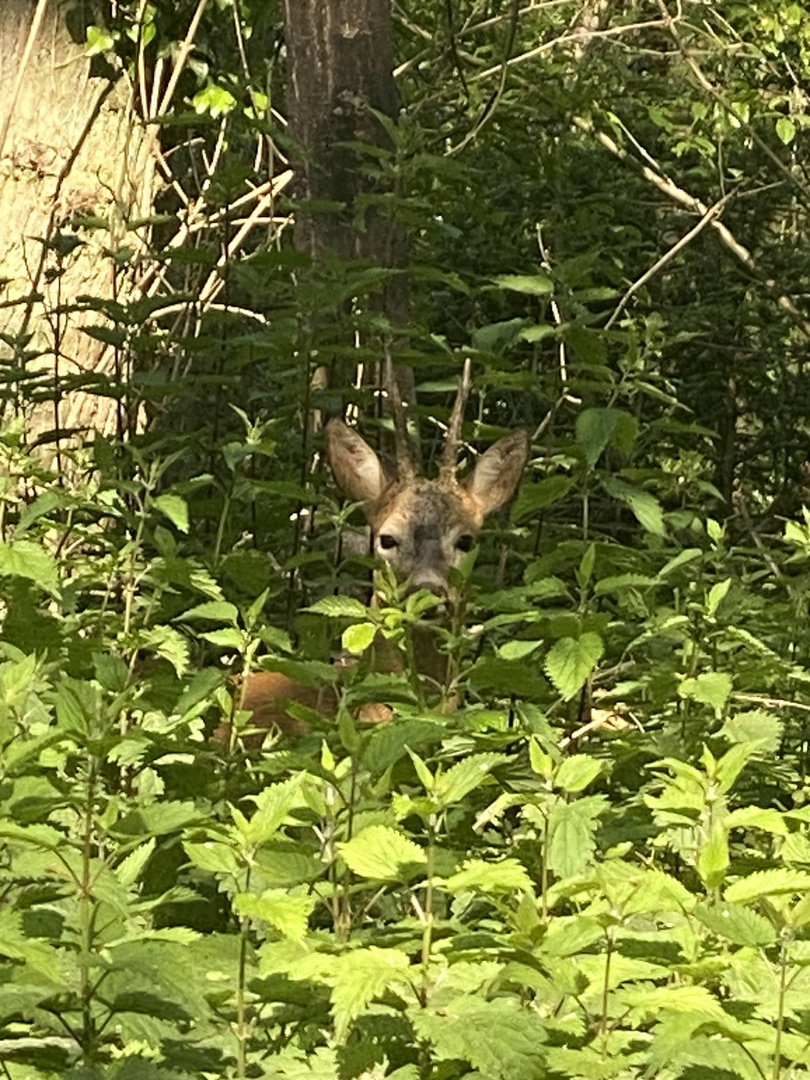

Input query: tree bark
[282,0,407,327]
[0,0,149,444]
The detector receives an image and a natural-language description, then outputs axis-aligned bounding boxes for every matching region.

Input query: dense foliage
[2,1,810,1077]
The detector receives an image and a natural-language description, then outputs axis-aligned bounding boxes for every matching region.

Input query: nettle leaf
[497,639,541,661]
[544,632,604,700]
[140,625,190,676]
[307,596,369,618]
[342,621,377,654]
[678,671,732,715]
[576,408,638,468]
[726,806,786,836]
[183,840,241,877]
[234,888,314,943]
[694,901,777,946]
[115,837,156,889]
[492,272,553,296]
[0,909,63,985]
[243,777,306,844]
[619,984,726,1023]
[435,753,506,805]
[722,710,783,753]
[330,947,410,1042]
[602,477,665,535]
[725,869,810,904]
[153,493,189,533]
[181,600,239,624]
[413,996,547,1080]
[540,915,604,957]
[555,754,604,794]
[443,857,533,896]
[547,797,606,878]
[511,476,573,523]
[339,825,425,881]
[0,540,59,594]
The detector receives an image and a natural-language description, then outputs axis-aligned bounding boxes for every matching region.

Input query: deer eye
[378,534,399,551]
[455,534,475,553]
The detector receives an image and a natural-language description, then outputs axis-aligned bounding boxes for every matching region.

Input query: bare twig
[573,115,810,339]
[0,0,51,161]
[605,191,734,329]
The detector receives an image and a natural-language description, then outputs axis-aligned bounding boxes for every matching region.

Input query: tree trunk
[282,0,407,327]
[0,0,150,446]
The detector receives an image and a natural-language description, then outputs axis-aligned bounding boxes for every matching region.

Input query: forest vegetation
[0,1,810,1077]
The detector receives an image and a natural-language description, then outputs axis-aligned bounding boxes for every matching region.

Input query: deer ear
[326,419,391,503]
[463,430,530,518]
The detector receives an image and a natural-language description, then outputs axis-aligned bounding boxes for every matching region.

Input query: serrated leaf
[511,476,573,523]
[339,825,425,881]
[620,984,726,1022]
[547,798,604,877]
[153,494,189,533]
[115,837,156,889]
[555,754,604,794]
[492,272,553,295]
[307,596,369,618]
[726,806,786,836]
[603,477,665,535]
[342,622,377,654]
[725,868,810,904]
[242,777,306,844]
[413,996,547,1080]
[694,901,777,946]
[140,625,189,676]
[678,671,732,714]
[0,540,59,594]
[234,888,314,943]
[183,840,241,876]
[544,632,604,700]
[435,753,506,804]
[181,600,239,624]
[444,857,533,895]
[576,408,637,468]
[330,947,410,1041]
[497,639,541,661]
[199,628,244,649]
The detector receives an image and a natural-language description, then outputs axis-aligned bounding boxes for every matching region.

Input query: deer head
[325,363,529,599]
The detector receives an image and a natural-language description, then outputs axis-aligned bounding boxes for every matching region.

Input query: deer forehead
[370,481,479,539]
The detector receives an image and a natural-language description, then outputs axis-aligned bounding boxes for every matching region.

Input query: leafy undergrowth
[1,424,810,1080]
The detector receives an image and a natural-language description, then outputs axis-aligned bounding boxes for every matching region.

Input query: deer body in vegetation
[234,365,530,740]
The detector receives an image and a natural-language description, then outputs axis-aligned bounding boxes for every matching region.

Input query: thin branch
[0,0,51,160]
[605,191,734,330]
[573,115,810,339]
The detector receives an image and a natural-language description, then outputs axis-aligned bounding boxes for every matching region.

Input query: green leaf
[342,622,377,654]
[776,116,796,144]
[234,888,314,943]
[576,408,637,468]
[497,639,541,661]
[725,869,810,904]
[181,600,239,624]
[307,596,370,618]
[140,625,190,675]
[413,996,547,1080]
[115,838,156,889]
[547,798,604,878]
[555,754,604,794]
[444,858,533,895]
[0,541,59,594]
[242,778,306,844]
[153,494,189,533]
[339,825,425,881]
[435,753,506,805]
[183,840,241,876]
[511,476,573,523]
[694,901,777,946]
[678,672,732,714]
[330,947,410,1041]
[492,272,553,295]
[602,477,665,535]
[706,578,732,616]
[544,632,604,700]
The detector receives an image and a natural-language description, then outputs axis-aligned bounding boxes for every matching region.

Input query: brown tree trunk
[282,0,407,327]
[0,0,151,446]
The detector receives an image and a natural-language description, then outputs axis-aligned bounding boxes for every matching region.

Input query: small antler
[384,352,418,482]
[439,357,472,485]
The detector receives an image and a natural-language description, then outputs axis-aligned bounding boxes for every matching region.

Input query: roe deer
[235,361,529,740]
